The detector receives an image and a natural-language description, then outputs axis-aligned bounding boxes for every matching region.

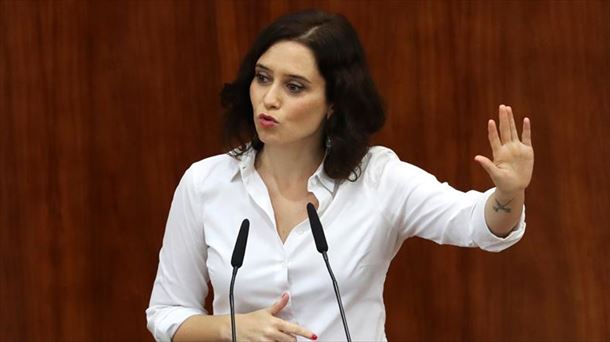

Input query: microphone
[231,219,249,268]
[229,219,250,342]
[306,203,352,342]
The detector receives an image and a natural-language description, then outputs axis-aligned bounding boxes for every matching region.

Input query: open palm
[475,105,534,195]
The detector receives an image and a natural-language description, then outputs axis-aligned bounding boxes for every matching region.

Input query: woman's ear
[327,104,334,119]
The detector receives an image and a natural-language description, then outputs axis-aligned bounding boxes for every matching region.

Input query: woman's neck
[255,142,324,189]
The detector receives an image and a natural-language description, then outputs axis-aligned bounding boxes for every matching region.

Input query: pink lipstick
[258,113,278,128]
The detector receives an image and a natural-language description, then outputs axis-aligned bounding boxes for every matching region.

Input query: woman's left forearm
[484,189,524,237]
[474,105,533,238]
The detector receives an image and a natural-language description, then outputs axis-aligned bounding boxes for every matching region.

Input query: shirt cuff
[148,306,205,342]
[472,188,526,252]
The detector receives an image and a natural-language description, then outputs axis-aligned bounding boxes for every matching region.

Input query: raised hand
[234,292,317,341]
[474,104,534,196]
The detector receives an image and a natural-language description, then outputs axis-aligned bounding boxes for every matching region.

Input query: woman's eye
[287,83,304,93]
[255,73,270,83]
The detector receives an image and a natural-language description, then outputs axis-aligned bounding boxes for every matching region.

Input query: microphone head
[231,219,250,268]
[307,203,328,253]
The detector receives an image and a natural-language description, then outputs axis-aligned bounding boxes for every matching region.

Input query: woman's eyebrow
[255,63,312,84]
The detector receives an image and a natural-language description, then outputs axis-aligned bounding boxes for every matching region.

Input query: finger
[499,104,512,143]
[522,117,532,146]
[269,329,297,342]
[268,292,289,315]
[507,106,519,141]
[487,119,502,153]
[279,320,317,340]
[474,155,498,177]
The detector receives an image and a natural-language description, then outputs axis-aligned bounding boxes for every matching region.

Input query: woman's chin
[259,138,280,146]
[256,132,281,145]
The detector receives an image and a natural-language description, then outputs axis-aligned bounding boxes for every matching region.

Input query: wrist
[219,314,233,341]
[494,189,524,202]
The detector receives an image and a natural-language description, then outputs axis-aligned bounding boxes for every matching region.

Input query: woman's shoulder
[185,152,241,185]
[191,152,238,168]
[361,145,399,177]
[356,146,397,186]
[360,145,430,185]
[365,145,399,162]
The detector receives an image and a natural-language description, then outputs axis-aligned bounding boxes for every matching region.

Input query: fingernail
[311,334,318,340]
[281,292,288,299]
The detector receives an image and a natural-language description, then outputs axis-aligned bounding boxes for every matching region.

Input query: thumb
[474,155,498,177]
[268,292,289,315]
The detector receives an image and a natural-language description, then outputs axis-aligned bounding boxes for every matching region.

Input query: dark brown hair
[221,9,385,180]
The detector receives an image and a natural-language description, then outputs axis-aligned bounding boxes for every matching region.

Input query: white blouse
[146,146,525,341]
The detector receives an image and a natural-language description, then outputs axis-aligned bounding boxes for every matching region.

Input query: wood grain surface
[1,1,608,341]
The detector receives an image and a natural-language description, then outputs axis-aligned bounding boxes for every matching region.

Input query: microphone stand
[229,267,239,342]
[322,252,351,342]
[307,202,352,342]
[229,219,249,342]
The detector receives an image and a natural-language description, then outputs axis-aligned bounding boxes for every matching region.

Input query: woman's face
[250,40,331,149]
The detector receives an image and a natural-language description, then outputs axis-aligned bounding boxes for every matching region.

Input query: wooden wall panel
[1,0,608,341]
[0,1,223,340]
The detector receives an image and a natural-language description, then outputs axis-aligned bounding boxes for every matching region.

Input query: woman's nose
[263,84,281,110]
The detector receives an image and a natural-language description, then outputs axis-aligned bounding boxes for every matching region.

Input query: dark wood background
[1,0,608,341]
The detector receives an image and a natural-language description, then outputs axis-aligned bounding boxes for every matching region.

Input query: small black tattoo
[493,199,512,213]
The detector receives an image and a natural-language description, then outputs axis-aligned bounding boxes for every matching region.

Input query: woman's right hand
[232,293,317,341]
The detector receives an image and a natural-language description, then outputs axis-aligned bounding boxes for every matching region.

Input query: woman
[146,10,533,342]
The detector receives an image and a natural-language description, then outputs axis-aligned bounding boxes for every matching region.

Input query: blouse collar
[233,146,337,195]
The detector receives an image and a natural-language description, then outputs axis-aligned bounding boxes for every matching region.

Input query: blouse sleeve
[146,166,210,342]
[374,149,525,252]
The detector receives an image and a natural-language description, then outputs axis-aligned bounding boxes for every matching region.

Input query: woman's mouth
[258,114,279,128]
